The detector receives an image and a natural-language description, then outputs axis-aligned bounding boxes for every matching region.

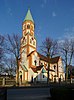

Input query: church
[18,9,65,84]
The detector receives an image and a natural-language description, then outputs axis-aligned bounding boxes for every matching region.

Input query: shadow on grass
[0,88,7,100]
[50,86,74,100]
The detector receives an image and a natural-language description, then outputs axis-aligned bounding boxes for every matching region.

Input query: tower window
[34,60,37,66]
[54,65,56,69]
[27,24,30,29]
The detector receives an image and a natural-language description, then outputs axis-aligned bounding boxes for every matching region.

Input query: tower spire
[24,8,34,23]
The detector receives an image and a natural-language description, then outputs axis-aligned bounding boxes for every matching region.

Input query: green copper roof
[24,9,34,23]
[42,68,47,73]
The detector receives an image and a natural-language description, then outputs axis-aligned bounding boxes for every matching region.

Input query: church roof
[50,56,60,64]
[31,65,55,73]
[36,65,43,71]
[31,65,43,73]
[46,68,55,72]
[27,51,60,64]
[38,53,60,63]
[37,52,48,62]
[31,67,38,73]
[24,9,34,23]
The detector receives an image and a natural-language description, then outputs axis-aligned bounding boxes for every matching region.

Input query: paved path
[7,87,51,100]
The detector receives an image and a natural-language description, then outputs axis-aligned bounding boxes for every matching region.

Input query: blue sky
[0,0,74,51]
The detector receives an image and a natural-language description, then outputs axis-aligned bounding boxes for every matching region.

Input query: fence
[0,77,16,86]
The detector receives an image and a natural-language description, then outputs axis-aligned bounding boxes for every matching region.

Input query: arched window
[27,24,30,29]
[54,65,56,69]
[34,60,37,66]
[43,75,45,78]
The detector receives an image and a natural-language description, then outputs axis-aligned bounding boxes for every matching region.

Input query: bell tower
[20,9,36,55]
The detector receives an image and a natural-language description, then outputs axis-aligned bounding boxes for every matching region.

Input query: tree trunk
[65,51,68,82]
[66,65,68,82]
[47,55,50,84]
[16,57,19,86]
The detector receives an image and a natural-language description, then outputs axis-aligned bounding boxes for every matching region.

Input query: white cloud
[36,26,42,38]
[7,8,13,16]
[41,4,44,8]
[44,0,47,4]
[57,27,74,41]
[41,0,47,8]
[64,27,74,39]
[52,12,56,17]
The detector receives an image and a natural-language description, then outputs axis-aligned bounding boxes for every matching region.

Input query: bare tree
[41,38,58,58]
[40,37,58,84]
[5,33,21,85]
[0,34,5,72]
[69,39,74,66]
[4,55,16,75]
[58,38,74,81]
[58,39,69,81]
[50,40,58,58]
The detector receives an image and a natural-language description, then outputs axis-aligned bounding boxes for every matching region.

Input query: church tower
[20,9,36,56]
[19,9,37,82]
